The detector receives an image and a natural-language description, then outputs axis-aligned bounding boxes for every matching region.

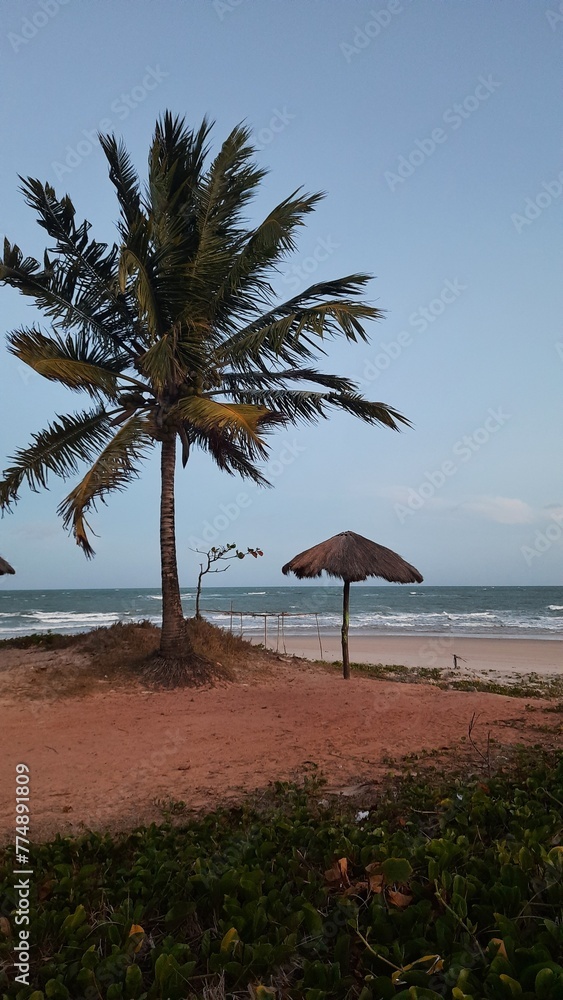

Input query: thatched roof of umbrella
[282,530,423,584]
[0,556,15,576]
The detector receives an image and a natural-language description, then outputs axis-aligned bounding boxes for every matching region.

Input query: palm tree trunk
[159,433,189,656]
[342,580,350,680]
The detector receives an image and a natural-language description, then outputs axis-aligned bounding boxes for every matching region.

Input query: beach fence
[202,606,325,658]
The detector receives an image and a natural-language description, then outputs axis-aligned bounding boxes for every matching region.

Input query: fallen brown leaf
[387,888,413,908]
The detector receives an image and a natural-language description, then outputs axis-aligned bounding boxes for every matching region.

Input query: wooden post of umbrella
[342,580,350,680]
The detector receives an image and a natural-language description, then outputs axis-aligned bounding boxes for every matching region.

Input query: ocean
[0,586,562,641]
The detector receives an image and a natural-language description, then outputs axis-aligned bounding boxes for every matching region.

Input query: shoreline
[252,633,563,679]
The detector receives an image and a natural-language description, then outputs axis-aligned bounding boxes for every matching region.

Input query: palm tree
[0,112,410,683]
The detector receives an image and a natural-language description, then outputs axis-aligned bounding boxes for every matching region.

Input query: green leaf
[535,968,555,999]
[164,900,196,927]
[45,981,70,1000]
[124,963,143,999]
[499,974,522,996]
[547,846,563,868]
[81,945,98,969]
[61,904,87,932]
[394,989,443,999]
[381,857,413,883]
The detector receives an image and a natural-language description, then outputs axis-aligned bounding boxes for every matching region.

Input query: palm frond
[196,123,267,239]
[0,235,137,357]
[57,415,154,557]
[17,179,141,354]
[0,408,114,507]
[221,386,408,429]
[149,113,212,211]
[99,133,142,232]
[169,397,283,459]
[188,426,270,485]
[221,367,358,394]
[210,189,324,331]
[139,331,185,393]
[220,275,384,368]
[119,241,166,339]
[7,327,133,400]
[325,393,410,430]
[224,387,329,423]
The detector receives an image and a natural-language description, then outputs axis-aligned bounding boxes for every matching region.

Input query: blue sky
[0,0,561,589]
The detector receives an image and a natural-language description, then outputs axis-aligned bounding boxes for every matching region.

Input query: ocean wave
[24,611,122,623]
[1,587,562,641]
[445,612,498,620]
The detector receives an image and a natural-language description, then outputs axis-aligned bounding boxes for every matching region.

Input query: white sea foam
[548,605,563,611]
[27,611,121,623]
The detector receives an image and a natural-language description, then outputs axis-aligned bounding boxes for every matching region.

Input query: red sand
[1,665,560,843]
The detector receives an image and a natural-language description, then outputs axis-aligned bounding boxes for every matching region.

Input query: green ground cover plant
[1,750,562,999]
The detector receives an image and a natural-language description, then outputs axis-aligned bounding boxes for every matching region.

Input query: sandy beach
[1,656,561,843]
[0,623,561,842]
[255,634,562,679]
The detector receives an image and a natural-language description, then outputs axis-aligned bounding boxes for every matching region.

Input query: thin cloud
[459,496,536,524]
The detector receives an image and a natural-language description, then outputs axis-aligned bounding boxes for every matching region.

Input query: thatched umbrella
[0,556,15,576]
[282,530,422,679]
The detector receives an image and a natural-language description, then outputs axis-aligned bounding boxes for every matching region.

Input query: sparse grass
[446,674,563,699]
[316,657,563,700]
[184,616,262,674]
[0,631,78,650]
[0,619,286,699]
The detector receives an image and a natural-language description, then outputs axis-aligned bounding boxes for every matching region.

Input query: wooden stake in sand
[315,613,323,659]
